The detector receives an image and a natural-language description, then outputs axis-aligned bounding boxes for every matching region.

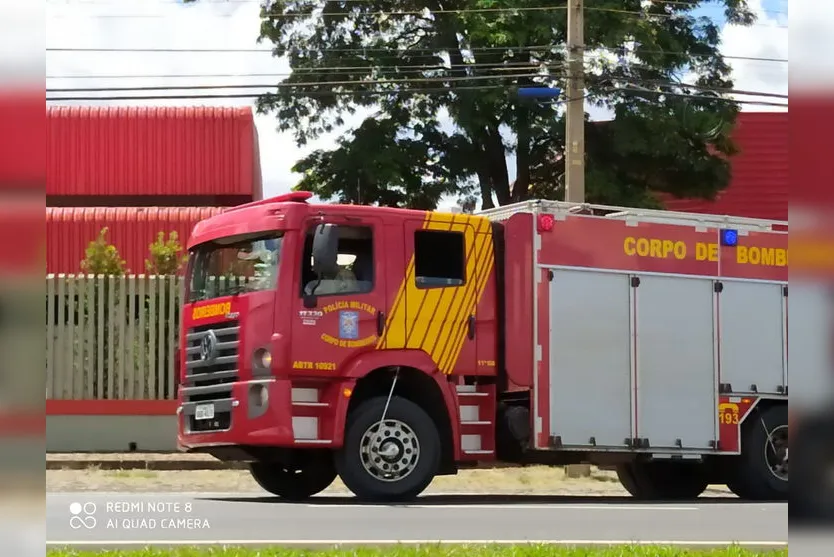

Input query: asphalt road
[46,492,788,549]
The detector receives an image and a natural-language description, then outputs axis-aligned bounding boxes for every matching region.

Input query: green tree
[146,231,188,276]
[251,0,752,210]
[80,227,126,276]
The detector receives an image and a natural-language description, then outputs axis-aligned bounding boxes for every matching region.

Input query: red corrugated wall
[47,106,262,204]
[661,112,787,221]
[46,206,225,274]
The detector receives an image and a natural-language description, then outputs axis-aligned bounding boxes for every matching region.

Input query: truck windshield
[187,232,283,303]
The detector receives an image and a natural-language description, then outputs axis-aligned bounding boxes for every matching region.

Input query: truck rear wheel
[616,461,708,500]
[335,395,441,502]
[249,455,337,501]
[726,404,788,501]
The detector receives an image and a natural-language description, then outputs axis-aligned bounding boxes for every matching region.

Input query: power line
[625,79,787,100]
[47,72,550,93]
[44,62,544,80]
[50,5,570,17]
[45,64,544,80]
[43,73,788,100]
[45,82,788,108]
[47,0,789,14]
[45,84,514,101]
[43,93,788,109]
[45,45,788,65]
[613,87,787,108]
[46,3,788,28]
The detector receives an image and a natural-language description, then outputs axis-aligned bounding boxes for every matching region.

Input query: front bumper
[178,378,299,450]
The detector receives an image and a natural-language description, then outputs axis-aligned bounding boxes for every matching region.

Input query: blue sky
[693,0,788,27]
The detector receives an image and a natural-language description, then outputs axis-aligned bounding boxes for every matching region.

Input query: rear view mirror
[312,223,339,277]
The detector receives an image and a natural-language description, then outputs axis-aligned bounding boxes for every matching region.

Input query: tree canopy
[254,0,755,210]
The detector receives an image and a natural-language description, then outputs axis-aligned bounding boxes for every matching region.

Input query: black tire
[725,474,758,499]
[727,404,788,501]
[249,455,337,501]
[615,462,642,497]
[335,395,441,502]
[616,461,709,500]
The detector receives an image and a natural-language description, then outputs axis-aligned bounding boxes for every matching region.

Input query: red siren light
[537,214,555,233]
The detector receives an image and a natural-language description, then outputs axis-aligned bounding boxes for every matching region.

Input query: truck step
[456,385,489,397]
[456,382,497,461]
[290,388,332,444]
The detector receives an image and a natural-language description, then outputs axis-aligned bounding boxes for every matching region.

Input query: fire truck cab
[178,192,789,502]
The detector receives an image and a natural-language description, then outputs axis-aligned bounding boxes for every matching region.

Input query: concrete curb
[46,460,247,471]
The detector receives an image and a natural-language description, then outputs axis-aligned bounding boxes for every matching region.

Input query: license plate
[195,404,215,421]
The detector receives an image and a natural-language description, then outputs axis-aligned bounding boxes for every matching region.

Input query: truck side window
[301,225,375,297]
[414,230,465,288]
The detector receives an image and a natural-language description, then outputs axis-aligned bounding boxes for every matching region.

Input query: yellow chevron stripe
[377,211,494,375]
[439,227,494,374]
[434,220,489,372]
[438,220,493,374]
[419,215,474,359]
[399,213,466,353]
[376,212,431,350]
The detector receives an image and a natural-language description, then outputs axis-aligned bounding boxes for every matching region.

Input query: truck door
[290,217,387,374]
[385,213,490,376]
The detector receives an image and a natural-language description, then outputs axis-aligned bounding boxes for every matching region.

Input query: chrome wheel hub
[359,419,420,483]
[765,424,789,482]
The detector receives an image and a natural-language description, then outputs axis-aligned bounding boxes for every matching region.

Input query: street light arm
[517,86,562,100]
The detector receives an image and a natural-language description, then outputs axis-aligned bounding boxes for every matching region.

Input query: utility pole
[565,0,585,203]
[565,0,590,480]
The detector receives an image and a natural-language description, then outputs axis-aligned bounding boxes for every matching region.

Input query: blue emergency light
[720,229,739,247]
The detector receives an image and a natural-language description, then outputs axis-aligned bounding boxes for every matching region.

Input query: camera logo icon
[69,502,97,529]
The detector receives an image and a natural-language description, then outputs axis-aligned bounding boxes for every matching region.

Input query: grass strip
[47,544,788,557]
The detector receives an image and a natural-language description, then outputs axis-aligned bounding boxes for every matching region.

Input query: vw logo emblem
[200,330,218,362]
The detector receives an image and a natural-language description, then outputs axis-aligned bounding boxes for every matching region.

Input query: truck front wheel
[616,461,708,500]
[335,395,441,502]
[249,455,337,501]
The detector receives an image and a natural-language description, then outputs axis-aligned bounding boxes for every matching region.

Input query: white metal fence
[46,274,182,400]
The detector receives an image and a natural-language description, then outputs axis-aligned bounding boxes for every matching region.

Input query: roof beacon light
[720,229,739,247]
[538,214,555,233]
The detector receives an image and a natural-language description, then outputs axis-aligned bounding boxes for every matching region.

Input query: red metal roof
[661,112,787,221]
[46,206,225,274]
[46,106,262,203]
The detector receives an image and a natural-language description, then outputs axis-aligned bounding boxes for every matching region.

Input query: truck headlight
[253,348,272,370]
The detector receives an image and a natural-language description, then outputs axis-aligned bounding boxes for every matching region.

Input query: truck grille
[181,321,240,432]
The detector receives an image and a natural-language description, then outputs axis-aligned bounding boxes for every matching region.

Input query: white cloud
[46,0,789,201]
[719,0,788,110]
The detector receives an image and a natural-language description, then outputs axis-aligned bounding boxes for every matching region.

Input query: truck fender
[330,349,461,457]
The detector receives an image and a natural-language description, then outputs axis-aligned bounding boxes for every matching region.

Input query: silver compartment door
[719,280,786,395]
[548,269,633,449]
[635,275,717,450]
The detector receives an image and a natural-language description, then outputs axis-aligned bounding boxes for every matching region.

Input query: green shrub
[145,231,187,276]
[80,227,126,276]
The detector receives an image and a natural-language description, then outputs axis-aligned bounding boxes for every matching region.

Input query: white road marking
[45,539,789,547]
[302,504,699,511]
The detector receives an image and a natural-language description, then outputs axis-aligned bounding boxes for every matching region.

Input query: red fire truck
[177,192,789,502]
